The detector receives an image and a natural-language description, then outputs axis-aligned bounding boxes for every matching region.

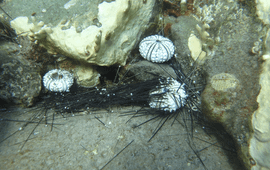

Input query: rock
[125,60,177,81]
[250,56,270,170]
[170,15,210,68]
[200,4,261,170]
[170,1,263,169]
[0,41,41,107]
[171,16,200,63]
[250,21,270,170]
[256,0,270,25]
[9,0,157,87]
[75,64,100,88]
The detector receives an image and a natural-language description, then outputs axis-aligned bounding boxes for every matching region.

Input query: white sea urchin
[149,77,188,112]
[139,35,175,63]
[43,69,74,92]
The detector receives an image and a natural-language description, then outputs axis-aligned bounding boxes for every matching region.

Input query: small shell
[43,69,74,92]
[139,35,175,63]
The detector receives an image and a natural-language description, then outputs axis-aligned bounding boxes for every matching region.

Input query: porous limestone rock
[194,1,261,169]
[203,73,241,123]
[10,0,157,87]
[167,1,266,168]
[250,56,270,170]
[256,0,270,25]
[249,0,270,169]
[249,28,270,170]
[75,64,100,88]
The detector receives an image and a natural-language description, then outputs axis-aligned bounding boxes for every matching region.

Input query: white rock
[256,0,270,25]
[250,57,270,170]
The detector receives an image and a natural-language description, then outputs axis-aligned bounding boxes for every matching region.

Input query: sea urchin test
[139,35,175,63]
[43,69,74,92]
[149,77,188,112]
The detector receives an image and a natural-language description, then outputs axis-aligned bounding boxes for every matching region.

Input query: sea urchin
[43,69,74,92]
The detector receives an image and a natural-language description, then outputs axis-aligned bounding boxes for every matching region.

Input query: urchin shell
[149,77,188,112]
[43,69,74,92]
[139,35,175,63]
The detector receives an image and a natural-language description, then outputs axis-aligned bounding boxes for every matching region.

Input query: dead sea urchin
[43,69,74,92]
[139,35,175,63]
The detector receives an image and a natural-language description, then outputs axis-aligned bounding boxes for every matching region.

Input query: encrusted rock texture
[199,2,261,170]
[168,0,262,169]
[0,40,41,107]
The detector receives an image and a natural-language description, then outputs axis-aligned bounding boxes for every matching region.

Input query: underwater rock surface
[200,4,261,170]
[169,0,263,169]
[250,0,270,168]
[0,41,41,107]
[1,0,270,169]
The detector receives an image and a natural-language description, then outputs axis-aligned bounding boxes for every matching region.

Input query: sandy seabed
[0,106,243,170]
